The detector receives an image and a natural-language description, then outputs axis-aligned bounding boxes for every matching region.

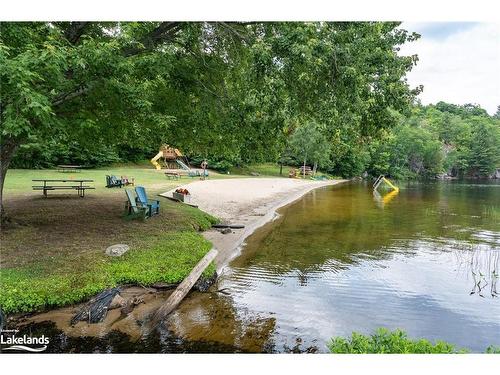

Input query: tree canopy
[1,21,421,219]
[367,102,500,179]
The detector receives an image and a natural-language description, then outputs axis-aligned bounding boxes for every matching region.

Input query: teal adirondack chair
[124,189,148,220]
[106,175,123,188]
[135,186,160,216]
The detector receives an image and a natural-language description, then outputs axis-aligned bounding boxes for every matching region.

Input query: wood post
[149,248,218,328]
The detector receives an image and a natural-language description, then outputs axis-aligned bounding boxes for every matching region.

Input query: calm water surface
[12,181,500,353]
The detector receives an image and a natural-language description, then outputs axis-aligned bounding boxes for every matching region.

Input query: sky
[399,22,500,115]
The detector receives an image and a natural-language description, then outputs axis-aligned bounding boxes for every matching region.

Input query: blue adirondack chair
[124,189,148,220]
[135,186,160,217]
[106,175,123,188]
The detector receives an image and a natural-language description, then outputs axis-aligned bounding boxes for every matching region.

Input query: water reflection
[210,181,500,352]
[454,247,499,298]
[373,189,399,208]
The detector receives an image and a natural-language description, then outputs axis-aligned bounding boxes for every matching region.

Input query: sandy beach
[160,177,347,269]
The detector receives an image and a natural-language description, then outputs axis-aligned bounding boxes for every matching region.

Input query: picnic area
[0,163,307,315]
[0,165,225,314]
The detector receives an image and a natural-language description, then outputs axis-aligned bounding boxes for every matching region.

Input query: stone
[105,244,130,257]
[220,228,232,234]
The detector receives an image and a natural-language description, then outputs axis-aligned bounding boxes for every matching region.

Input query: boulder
[105,244,130,257]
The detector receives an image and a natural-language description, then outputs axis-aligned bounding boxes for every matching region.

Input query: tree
[289,121,330,177]
[1,22,420,220]
[468,119,500,177]
[494,105,500,119]
[0,22,251,221]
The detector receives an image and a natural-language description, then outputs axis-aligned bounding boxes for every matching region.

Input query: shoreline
[161,178,348,270]
[9,177,347,338]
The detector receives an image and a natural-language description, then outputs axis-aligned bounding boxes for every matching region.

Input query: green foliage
[1,22,419,180]
[328,328,467,354]
[0,232,215,314]
[486,346,500,354]
[468,119,500,177]
[366,103,500,179]
[289,120,331,169]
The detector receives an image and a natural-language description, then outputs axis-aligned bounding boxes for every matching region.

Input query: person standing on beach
[201,159,208,180]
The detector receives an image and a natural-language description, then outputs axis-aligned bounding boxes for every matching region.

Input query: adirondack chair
[124,189,148,220]
[106,175,123,188]
[121,175,135,186]
[135,186,160,216]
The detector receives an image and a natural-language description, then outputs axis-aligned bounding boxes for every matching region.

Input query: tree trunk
[303,157,307,179]
[0,136,20,227]
[279,161,283,176]
[313,161,318,176]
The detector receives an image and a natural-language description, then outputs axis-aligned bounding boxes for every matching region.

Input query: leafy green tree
[0,22,248,220]
[468,119,500,177]
[493,105,500,120]
[1,22,420,219]
[289,121,330,177]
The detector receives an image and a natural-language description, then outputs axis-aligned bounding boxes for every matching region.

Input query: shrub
[328,328,467,354]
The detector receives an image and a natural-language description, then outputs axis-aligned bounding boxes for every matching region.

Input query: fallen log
[212,224,245,229]
[149,248,218,328]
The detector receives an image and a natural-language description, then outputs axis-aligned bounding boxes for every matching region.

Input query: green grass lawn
[0,164,224,315]
[3,163,240,197]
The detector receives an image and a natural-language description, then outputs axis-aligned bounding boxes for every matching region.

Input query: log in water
[150,248,218,328]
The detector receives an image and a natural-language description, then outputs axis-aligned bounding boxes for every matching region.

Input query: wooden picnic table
[57,165,82,173]
[165,171,181,180]
[32,179,95,197]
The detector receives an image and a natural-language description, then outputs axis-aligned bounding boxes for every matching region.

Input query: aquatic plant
[482,206,500,220]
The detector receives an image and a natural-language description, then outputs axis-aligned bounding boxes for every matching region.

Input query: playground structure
[150,145,184,170]
[150,144,209,178]
[373,175,399,193]
[373,175,399,208]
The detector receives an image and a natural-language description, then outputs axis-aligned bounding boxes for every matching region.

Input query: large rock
[105,244,130,257]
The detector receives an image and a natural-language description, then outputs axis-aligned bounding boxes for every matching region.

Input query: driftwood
[212,224,245,229]
[150,249,218,328]
[70,287,120,325]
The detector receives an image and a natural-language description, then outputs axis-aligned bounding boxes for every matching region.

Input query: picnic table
[57,165,82,173]
[32,179,95,197]
[165,171,181,180]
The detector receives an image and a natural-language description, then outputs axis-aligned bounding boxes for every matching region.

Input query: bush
[328,328,467,354]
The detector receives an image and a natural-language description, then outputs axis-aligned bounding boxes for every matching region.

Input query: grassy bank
[0,232,216,314]
[0,165,220,315]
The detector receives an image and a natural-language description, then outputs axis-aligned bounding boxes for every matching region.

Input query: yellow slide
[381,177,399,192]
[150,151,163,170]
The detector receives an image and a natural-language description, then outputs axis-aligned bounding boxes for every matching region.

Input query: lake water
[11,181,500,353]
